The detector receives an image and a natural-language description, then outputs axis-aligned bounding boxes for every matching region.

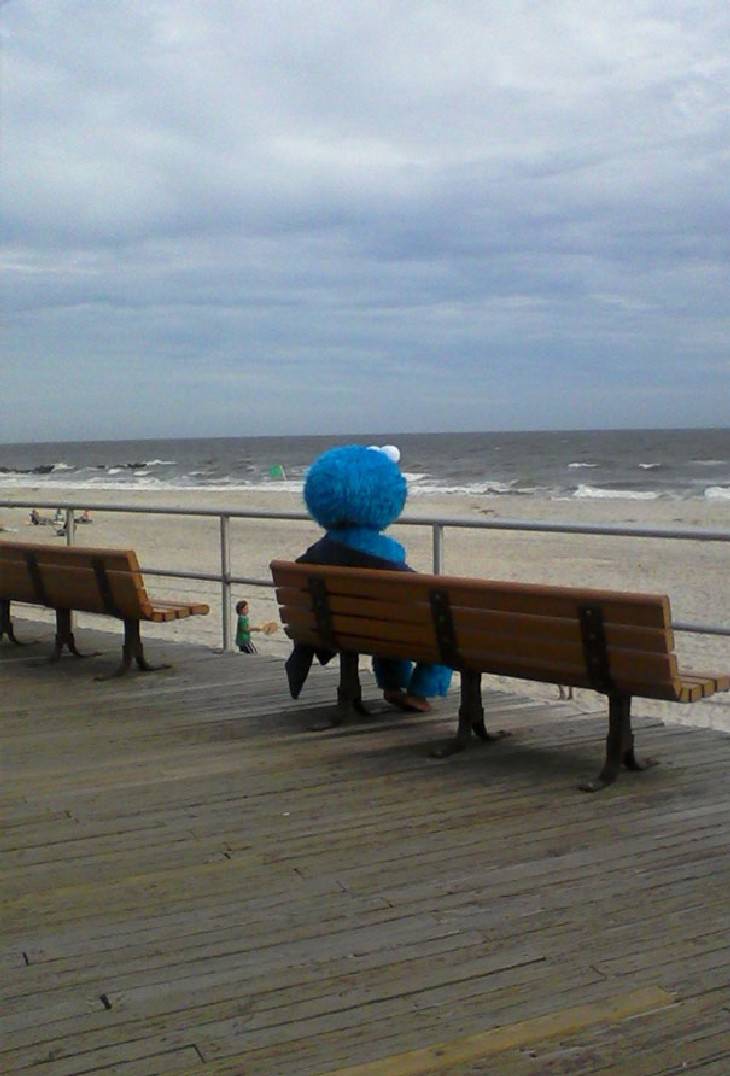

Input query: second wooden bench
[0,541,209,677]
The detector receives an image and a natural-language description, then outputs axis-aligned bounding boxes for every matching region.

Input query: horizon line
[3,424,730,448]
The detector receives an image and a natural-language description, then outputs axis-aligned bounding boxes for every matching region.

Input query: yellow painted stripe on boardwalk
[325,986,675,1076]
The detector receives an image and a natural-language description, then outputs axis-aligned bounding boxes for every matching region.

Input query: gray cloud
[2,0,729,441]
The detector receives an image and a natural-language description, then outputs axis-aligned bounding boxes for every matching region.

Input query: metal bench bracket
[429,589,460,668]
[308,577,336,651]
[92,557,124,619]
[579,604,613,693]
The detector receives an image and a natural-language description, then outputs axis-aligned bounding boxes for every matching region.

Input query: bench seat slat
[687,672,730,692]
[151,598,210,617]
[147,601,210,621]
[678,679,709,703]
[147,608,179,622]
[677,673,730,702]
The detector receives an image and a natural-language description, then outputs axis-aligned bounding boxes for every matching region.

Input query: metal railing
[2,497,729,649]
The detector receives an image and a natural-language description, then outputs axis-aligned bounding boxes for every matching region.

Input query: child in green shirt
[235,599,279,653]
[235,600,257,653]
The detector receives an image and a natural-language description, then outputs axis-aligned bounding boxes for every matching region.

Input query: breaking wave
[574,485,661,501]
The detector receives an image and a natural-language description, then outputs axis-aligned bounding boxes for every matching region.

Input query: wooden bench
[0,542,209,677]
[271,560,729,791]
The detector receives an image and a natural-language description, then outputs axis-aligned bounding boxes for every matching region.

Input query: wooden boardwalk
[2,621,730,1075]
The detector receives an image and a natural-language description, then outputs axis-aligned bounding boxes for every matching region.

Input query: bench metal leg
[580,693,657,792]
[95,619,171,680]
[0,599,27,645]
[50,609,101,662]
[308,650,369,731]
[431,671,507,758]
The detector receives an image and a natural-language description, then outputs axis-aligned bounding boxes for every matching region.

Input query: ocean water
[1,429,729,502]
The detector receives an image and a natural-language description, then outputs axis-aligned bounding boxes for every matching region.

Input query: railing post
[65,508,76,630]
[220,515,232,651]
[65,508,76,547]
[432,523,444,575]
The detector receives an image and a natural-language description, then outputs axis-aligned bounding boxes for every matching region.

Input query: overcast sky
[2,1,729,443]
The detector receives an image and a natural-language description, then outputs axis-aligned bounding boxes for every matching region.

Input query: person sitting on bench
[285,444,452,712]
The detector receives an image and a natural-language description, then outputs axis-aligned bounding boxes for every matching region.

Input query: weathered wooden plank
[319,986,675,1076]
[177,978,672,1073]
[434,988,730,1075]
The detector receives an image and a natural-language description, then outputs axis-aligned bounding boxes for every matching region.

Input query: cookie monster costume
[284,443,452,706]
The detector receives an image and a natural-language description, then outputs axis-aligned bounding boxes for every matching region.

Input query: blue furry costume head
[304,444,407,563]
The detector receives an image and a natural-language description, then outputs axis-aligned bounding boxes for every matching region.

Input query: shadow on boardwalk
[2,621,730,1074]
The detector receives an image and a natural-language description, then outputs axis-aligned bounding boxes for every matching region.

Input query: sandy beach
[2,485,729,732]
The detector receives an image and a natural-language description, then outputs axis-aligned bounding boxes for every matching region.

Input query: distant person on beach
[284,444,452,711]
[235,600,278,654]
[235,600,257,653]
[29,509,53,526]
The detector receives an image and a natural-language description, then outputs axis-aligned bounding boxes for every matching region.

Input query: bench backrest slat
[271,560,681,702]
[277,593,674,654]
[281,605,677,681]
[272,563,671,629]
[0,543,151,619]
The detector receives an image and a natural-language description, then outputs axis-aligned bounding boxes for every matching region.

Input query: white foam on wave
[693,459,725,466]
[86,474,166,489]
[0,475,165,492]
[173,474,305,493]
[638,463,660,470]
[704,486,730,500]
[574,484,660,501]
[145,459,176,466]
[568,462,597,469]
[257,480,304,493]
[52,462,74,471]
[0,476,31,488]
[409,480,518,496]
[176,478,305,494]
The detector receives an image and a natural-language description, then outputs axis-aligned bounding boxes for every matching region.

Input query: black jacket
[284,534,410,698]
